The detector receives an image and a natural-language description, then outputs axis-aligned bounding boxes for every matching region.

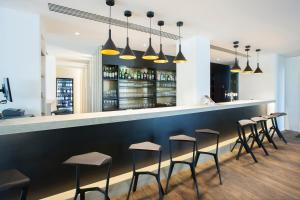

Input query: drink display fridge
[56,78,73,113]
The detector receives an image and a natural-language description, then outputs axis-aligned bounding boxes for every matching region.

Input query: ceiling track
[211,45,248,57]
[48,3,180,40]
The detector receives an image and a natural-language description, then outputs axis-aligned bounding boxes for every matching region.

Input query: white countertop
[0,100,274,135]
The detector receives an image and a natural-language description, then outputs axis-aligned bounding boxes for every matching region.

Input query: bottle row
[119,68,155,81]
[57,96,73,101]
[57,90,73,94]
[119,102,156,110]
[157,72,176,81]
[103,90,117,99]
[157,82,176,88]
[103,100,118,108]
[57,102,73,107]
[103,66,118,79]
[57,82,73,87]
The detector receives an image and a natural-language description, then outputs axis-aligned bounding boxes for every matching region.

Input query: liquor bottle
[137,70,141,80]
[124,69,128,79]
[143,71,146,80]
[133,71,137,80]
[147,71,150,80]
[119,69,123,79]
[114,68,118,79]
[104,67,107,78]
[151,71,155,80]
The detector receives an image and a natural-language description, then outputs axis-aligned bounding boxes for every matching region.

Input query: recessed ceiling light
[216,58,221,61]
[74,32,80,36]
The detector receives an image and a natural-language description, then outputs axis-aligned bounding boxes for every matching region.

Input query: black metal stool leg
[74,166,80,200]
[194,151,200,166]
[165,162,174,193]
[126,174,134,200]
[105,162,111,200]
[274,118,288,144]
[80,191,85,200]
[19,186,28,200]
[236,143,243,160]
[242,128,258,162]
[213,155,222,185]
[263,121,278,149]
[155,175,164,200]
[230,140,239,152]
[253,126,269,156]
[190,163,200,199]
[132,173,139,192]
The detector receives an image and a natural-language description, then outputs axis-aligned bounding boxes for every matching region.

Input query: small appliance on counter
[0,108,34,119]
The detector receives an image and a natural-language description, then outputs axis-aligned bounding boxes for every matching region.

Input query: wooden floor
[114,131,300,200]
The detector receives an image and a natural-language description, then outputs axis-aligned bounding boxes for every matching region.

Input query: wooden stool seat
[169,134,196,142]
[195,129,220,135]
[251,117,267,122]
[238,119,256,126]
[0,169,30,200]
[129,141,161,151]
[262,115,276,119]
[271,112,287,117]
[0,169,30,192]
[64,152,112,166]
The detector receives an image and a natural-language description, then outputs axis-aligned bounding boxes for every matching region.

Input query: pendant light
[173,21,187,64]
[100,0,120,56]
[142,11,158,60]
[243,45,253,74]
[230,41,242,73]
[119,10,136,60]
[254,49,263,73]
[154,20,168,63]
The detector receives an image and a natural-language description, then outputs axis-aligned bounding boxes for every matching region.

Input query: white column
[176,36,211,106]
[0,8,41,116]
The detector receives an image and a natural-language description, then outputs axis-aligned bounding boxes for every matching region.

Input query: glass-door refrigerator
[56,78,73,113]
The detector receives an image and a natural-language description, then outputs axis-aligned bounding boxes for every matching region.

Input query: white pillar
[0,8,41,115]
[176,36,211,106]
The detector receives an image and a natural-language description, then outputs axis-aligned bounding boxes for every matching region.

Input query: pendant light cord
[149,17,152,38]
[126,17,128,37]
[159,26,162,44]
[178,26,181,45]
[109,6,111,30]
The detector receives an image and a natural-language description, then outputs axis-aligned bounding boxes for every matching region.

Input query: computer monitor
[0,78,13,103]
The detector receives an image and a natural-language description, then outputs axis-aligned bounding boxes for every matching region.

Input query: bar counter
[0,99,274,199]
[0,100,273,135]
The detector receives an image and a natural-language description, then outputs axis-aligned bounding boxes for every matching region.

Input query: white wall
[0,8,41,116]
[239,53,286,130]
[56,67,84,113]
[285,56,300,131]
[45,56,57,103]
[177,36,210,106]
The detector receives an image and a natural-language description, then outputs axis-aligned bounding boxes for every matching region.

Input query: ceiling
[1,0,300,64]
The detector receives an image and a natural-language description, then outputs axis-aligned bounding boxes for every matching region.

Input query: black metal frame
[165,139,200,199]
[73,162,111,200]
[126,149,164,200]
[19,186,29,200]
[269,116,288,144]
[232,122,269,162]
[256,120,278,149]
[194,131,222,185]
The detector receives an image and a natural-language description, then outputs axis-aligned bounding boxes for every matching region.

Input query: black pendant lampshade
[173,21,187,64]
[243,45,253,74]
[254,49,263,74]
[100,0,120,56]
[119,10,136,60]
[230,41,242,73]
[142,11,158,60]
[154,20,168,64]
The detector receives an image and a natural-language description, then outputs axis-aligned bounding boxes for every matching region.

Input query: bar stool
[270,112,288,144]
[232,120,268,162]
[251,117,278,149]
[0,169,30,200]
[126,141,164,200]
[194,129,222,185]
[165,135,200,198]
[64,152,112,200]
